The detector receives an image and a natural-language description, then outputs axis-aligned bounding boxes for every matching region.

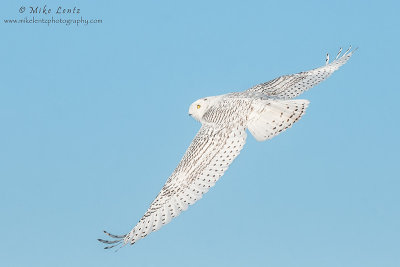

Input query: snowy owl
[99,47,356,249]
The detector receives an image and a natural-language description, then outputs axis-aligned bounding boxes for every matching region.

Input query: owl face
[188,97,212,122]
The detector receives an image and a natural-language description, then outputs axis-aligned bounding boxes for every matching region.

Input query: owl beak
[188,113,192,116]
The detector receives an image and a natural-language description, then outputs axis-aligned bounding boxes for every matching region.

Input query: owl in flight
[99,47,356,249]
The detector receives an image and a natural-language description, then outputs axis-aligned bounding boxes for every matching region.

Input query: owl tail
[247,99,309,142]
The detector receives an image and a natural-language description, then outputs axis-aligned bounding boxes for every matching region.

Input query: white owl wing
[245,46,357,99]
[98,123,247,248]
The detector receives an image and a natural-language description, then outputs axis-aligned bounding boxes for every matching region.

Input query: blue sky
[1,0,399,266]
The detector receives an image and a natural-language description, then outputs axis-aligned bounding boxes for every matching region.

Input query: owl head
[188,97,215,122]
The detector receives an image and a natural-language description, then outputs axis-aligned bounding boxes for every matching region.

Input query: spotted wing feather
[246,47,356,99]
[99,124,247,248]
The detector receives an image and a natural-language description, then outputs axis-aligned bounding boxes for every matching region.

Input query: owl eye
[196,104,201,109]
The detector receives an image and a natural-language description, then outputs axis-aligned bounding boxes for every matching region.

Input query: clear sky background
[1,1,399,266]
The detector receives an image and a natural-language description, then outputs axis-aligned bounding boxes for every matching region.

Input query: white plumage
[98,47,356,249]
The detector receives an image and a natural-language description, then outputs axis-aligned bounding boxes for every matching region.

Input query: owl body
[200,94,253,126]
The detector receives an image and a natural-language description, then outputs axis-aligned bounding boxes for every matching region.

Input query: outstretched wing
[246,46,357,99]
[99,124,247,248]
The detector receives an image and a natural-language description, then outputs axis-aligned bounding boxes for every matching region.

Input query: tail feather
[248,99,309,141]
